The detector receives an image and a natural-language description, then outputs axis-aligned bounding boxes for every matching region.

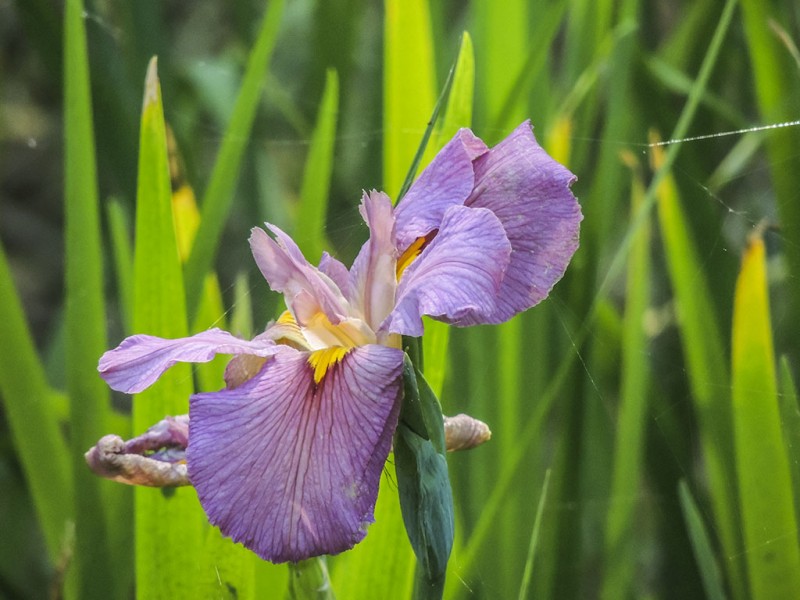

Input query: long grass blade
[383,0,436,199]
[731,232,800,599]
[653,136,743,594]
[0,241,72,561]
[517,469,552,600]
[739,0,800,345]
[678,480,728,600]
[184,0,285,317]
[132,57,204,598]
[601,154,651,599]
[295,69,339,263]
[64,0,127,595]
[778,358,800,522]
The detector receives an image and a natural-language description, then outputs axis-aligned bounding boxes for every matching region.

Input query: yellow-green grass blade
[732,234,800,599]
[295,69,339,263]
[490,1,567,133]
[107,199,134,332]
[0,240,72,562]
[132,58,207,598]
[64,0,128,595]
[653,139,744,594]
[601,155,651,599]
[516,469,552,600]
[678,480,728,600]
[330,466,415,599]
[433,31,474,148]
[184,0,284,317]
[383,0,436,198]
[472,0,528,133]
[423,32,474,400]
[740,0,800,344]
[778,358,800,522]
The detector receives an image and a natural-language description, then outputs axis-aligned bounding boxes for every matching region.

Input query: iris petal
[349,191,398,331]
[393,129,487,250]
[250,225,351,325]
[98,328,281,394]
[465,121,581,322]
[187,344,403,562]
[383,205,512,336]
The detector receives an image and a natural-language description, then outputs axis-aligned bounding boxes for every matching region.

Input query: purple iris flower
[97,121,581,563]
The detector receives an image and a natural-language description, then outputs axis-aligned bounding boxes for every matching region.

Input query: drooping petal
[348,191,398,330]
[250,225,351,325]
[383,205,512,337]
[393,129,488,250]
[465,120,581,322]
[98,328,282,394]
[187,344,404,563]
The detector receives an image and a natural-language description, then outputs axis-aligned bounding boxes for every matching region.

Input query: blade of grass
[295,69,339,263]
[601,153,651,600]
[64,0,128,595]
[132,57,205,598]
[384,0,436,198]
[731,232,800,599]
[107,199,134,332]
[330,467,415,599]
[184,0,285,317]
[423,32,474,400]
[678,480,728,600]
[778,358,800,522]
[0,241,72,562]
[517,469,552,600]
[653,135,744,594]
[740,0,800,350]
[472,0,528,131]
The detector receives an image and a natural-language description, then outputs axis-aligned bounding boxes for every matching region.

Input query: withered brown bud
[444,413,492,452]
[85,415,190,487]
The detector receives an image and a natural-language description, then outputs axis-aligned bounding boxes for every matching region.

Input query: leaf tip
[144,56,160,110]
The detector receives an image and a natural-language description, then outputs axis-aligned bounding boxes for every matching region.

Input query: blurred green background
[2,0,800,598]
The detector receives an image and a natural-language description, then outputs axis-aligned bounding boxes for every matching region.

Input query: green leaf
[132,57,206,599]
[678,480,728,600]
[0,241,72,562]
[740,0,800,344]
[653,138,744,593]
[106,199,134,332]
[295,69,339,263]
[394,423,454,593]
[517,469,552,600]
[184,0,285,317]
[778,357,800,522]
[64,0,128,595]
[287,558,335,600]
[732,234,800,599]
[473,0,529,131]
[601,153,651,599]
[383,0,436,199]
[396,357,453,594]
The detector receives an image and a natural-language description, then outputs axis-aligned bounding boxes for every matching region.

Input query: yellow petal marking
[396,231,437,279]
[308,346,351,384]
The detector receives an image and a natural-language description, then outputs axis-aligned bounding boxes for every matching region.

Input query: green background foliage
[2,0,800,597]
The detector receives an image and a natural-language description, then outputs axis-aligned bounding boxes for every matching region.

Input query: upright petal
[383,205,512,337]
[349,191,398,330]
[250,225,351,325]
[98,328,281,394]
[318,251,352,299]
[393,129,487,250]
[465,121,581,322]
[188,344,404,563]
